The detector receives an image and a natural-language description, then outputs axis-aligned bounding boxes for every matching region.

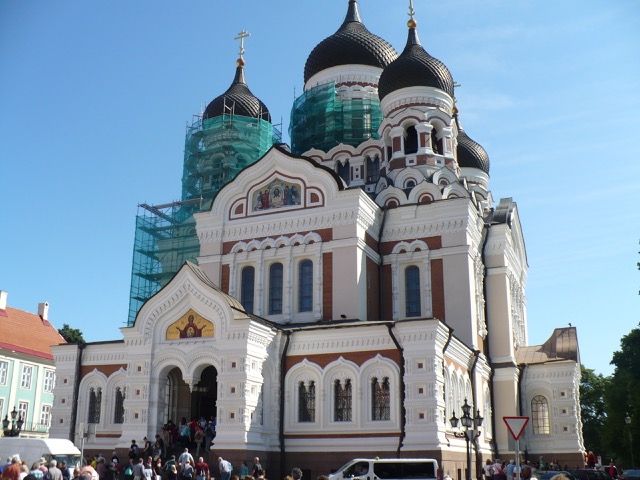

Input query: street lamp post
[450,399,484,480]
[625,415,635,469]
[2,407,24,437]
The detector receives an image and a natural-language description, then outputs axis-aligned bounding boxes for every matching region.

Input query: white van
[329,458,439,480]
[0,437,81,473]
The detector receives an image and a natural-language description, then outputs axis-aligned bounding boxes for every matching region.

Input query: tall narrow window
[88,387,102,424]
[531,395,550,434]
[405,266,421,317]
[114,387,125,424]
[372,377,391,421]
[269,263,283,315]
[366,155,380,183]
[334,378,352,422]
[337,160,351,186]
[298,260,313,312]
[40,405,52,426]
[21,365,33,389]
[0,361,8,385]
[241,266,255,314]
[298,380,316,422]
[405,125,418,154]
[44,370,55,393]
[18,402,28,423]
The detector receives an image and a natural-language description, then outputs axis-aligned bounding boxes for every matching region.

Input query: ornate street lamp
[625,415,635,469]
[2,406,24,437]
[450,399,483,480]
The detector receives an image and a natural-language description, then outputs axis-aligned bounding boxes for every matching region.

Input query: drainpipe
[469,349,481,480]
[386,324,405,457]
[442,326,454,480]
[377,207,388,319]
[279,331,291,478]
[517,365,526,416]
[70,342,86,442]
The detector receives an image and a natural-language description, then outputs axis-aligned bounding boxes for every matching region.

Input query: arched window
[372,377,390,421]
[269,263,283,315]
[334,378,352,422]
[405,266,421,317]
[88,387,102,424]
[431,128,443,154]
[241,266,255,314]
[298,380,316,422]
[531,395,550,434]
[114,387,125,424]
[405,125,418,154]
[298,260,313,312]
[366,155,380,183]
[337,160,351,185]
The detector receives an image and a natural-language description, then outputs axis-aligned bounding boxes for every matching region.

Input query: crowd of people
[0,454,106,480]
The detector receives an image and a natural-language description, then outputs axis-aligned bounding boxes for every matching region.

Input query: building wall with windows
[0,291,65,437]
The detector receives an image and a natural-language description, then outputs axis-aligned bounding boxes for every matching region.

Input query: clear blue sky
[1,1,638,376]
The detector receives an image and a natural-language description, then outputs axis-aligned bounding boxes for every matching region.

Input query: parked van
[329,458,439,480]
[0,437,81,473]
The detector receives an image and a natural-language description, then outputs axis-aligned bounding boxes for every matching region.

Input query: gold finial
[407,0,417,28]
[234,30,250,62]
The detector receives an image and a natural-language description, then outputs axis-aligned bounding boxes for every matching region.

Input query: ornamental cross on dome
[408,0,415,21]
[234,30,250,60]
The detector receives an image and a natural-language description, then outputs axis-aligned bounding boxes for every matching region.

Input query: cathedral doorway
[164,366,218,424]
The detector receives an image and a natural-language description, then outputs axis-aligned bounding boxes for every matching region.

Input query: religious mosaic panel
[252,178,302,212]
[166,309,214,340]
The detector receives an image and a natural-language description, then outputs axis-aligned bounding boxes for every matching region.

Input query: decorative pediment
[166,308,214,340]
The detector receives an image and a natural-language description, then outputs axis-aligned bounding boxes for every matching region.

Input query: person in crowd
[129,441,140,461]
[4,457,23,480]
[251,459,262,480]
[180,460,194,480]
[166,466,177,480]
[218,458,232,480]
[194,428,205,458]
[291,468,302,480]
[48,461,63,480]
[195,458,209,480]
[238,463,249,479]
[153,459,163,480]
[133,458,145,480]
[178,450,193,472]
[142,459,153,480]
[29,463,43,480]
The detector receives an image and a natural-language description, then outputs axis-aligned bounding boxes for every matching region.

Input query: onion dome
[455,115,490,174]
[304,0,397,84]
[378,17,454,100]
[203,59,271,122]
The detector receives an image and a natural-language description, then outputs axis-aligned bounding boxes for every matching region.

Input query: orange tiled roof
[0,307,67,361]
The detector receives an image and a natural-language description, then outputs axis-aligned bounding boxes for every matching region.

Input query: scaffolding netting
[127,113,281,325]
[289,81,383,155]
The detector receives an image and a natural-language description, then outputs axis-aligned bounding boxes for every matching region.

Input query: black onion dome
[203,63,271,122]
[303,0,397,83]
[457,126,490,174]
[378,25,454,100]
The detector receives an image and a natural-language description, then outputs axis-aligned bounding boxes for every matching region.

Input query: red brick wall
[431,258,445,321]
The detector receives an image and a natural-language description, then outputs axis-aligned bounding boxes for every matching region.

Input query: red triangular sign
[503,416,529,440]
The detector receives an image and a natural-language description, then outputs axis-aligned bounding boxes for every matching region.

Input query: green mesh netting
[289,81,382,155]
[127,114,281,325]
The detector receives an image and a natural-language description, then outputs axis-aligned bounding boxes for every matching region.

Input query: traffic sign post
[504,417,529,480]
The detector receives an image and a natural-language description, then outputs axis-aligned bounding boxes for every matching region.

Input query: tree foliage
[580,365,609,456]
[58,323,85,343]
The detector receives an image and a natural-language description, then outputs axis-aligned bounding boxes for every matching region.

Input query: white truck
[0,437,82,474]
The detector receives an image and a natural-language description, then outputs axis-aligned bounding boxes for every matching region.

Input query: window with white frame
[531,395,550,434]
[241,266,255,314]
[40,404,52,426]
[88,387,102,424]
[405,266,421,317]
[297,380,316,422]
[298,259,313,313]
[21,365,33,389]
[371,376,390,421]
[269,263,284,315]
[114,387,125,424]
[18,401,28,423]
[389,242,432,320]
[0,361,8,385]
[44,370,55,393]
[334,378,352,422]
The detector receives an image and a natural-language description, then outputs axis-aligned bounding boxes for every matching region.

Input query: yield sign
[503,416,529,440]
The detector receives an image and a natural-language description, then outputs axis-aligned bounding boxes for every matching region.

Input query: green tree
[58,323,85,343]
[603,324,640,468]
[580,365,610,456]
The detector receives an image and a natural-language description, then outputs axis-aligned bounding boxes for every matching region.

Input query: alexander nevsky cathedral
[49,2,585,478]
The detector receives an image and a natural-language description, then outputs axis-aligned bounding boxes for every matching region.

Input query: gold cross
[408,0,415,20]
[234,30,250,60]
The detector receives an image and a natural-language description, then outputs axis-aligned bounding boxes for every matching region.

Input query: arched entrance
[164,366,218,424]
